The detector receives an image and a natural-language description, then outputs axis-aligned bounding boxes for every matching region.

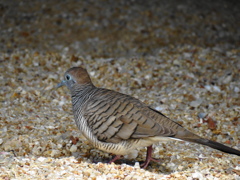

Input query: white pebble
[38,157,46,162]
[222,74,232,84]
[144,74,151,79]
[57,144,62,149]
[192,172,204,179]
[51,150,61,157]
[155,106,164,111]
[70,145,78,152]
[89,71,95,77]
[198,112,207,119]
[134,162,140,168]
[204,85,212,91]
[213,85,221,92]
[234,87,240,93]
[183,52,192,58]
[208,104,214,108]
[190,98,203,107]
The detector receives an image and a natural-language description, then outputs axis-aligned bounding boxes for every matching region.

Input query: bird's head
[57,67,93,90]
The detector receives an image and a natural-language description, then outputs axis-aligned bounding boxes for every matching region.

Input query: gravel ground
[0,0,240,179]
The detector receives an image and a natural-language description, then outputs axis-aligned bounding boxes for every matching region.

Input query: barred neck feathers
[71,83,95,98]
[71,84,96,111]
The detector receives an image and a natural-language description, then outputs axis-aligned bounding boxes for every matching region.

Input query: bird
[57,67,240,168]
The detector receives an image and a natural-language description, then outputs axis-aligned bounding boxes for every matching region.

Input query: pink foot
[108,155,122,164]
[140,145,161,169]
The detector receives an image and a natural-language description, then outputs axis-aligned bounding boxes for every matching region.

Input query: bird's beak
[56,80,66,89]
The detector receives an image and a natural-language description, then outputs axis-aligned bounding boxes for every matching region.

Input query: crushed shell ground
[0,0,240,179]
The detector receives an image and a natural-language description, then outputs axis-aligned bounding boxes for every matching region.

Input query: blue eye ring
[65,74,71,80]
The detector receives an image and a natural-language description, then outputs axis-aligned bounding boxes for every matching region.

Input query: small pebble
[190,98,203,108]
[198,112,207,119]
[70,145,78,153]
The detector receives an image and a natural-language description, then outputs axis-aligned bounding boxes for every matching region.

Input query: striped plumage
[57,67,240,168]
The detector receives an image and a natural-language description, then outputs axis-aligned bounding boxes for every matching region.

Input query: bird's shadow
[89,154,172,173]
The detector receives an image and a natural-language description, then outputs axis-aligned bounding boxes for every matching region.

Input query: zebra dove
[57,67,240,168]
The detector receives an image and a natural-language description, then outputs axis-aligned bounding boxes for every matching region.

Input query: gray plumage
[57,67,240,168]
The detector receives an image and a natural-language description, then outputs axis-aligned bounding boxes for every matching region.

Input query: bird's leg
[140,145,161,169]
[108,155,122,164]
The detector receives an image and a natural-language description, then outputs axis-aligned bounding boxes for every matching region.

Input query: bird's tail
[189,138,240,156]
[183,137,240,156]
[174,129,240,156]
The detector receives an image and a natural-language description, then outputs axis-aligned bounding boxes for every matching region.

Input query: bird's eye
[65,74,71,80]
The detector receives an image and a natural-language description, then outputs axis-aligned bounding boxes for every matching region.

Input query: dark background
[1,0,240,57]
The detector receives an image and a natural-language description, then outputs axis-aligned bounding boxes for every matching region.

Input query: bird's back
[81,88,193,145]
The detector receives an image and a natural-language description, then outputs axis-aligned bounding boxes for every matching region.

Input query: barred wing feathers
[84,89,184,143]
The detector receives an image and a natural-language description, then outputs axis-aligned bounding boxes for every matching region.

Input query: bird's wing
[84,90,182,143]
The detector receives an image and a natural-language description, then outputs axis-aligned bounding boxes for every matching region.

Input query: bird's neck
[70,83,96,111]
[71,83,95,98]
